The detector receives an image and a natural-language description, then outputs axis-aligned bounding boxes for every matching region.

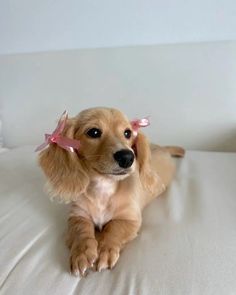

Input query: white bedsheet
[0,146,236,295]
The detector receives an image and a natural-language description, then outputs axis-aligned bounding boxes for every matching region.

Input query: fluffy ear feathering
[135,132,158,194]
[39,118,89,203]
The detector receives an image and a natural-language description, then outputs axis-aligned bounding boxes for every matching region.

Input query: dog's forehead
[76,108,130,127]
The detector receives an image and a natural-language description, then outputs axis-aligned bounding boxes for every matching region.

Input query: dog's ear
[38,119,89,203]
[134,132,157,193]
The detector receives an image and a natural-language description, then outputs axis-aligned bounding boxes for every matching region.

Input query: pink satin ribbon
[35,111,80,152]
[131,117,150,136]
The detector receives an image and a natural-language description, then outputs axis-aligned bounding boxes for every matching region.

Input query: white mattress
[0,146,236,295]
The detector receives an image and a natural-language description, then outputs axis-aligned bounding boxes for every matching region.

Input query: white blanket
[0,146,236,295]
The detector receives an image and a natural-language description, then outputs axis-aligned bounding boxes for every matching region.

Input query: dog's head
[39,107,156,202]
[75,107,136,178]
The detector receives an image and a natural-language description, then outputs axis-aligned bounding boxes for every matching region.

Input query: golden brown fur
[39,107,184,276]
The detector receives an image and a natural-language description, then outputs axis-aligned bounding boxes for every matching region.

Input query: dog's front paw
[97,244,120,272]
[70,238,98,277]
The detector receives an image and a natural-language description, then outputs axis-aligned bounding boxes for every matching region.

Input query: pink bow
[131,117,150,136]
[35,111,80,153]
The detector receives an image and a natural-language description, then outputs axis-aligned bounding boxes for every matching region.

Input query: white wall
[1,0,236,55]
[1,42,236,152]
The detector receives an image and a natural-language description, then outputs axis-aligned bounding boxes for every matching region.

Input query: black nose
[113,149,134,168]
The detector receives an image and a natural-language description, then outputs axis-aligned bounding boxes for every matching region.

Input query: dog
[38,107,184,276]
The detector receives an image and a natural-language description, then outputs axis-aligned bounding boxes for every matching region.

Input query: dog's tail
[164,146,185,158]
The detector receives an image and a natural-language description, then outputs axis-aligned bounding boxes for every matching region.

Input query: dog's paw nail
[97,263,108,272]
[80,267,87,277]
[73,270,80,277]
[90,257,96,266]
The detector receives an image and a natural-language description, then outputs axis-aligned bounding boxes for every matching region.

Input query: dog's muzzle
[113,149,134,168]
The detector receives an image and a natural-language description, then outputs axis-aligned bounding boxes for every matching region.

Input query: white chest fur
[88,176,117,230]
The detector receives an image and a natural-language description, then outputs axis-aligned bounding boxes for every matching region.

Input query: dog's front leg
[67,216,98,277]
[96,219,140,272]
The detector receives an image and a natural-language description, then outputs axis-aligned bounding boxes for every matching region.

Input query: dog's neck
[87,175,118,198]
[85,175,118,231]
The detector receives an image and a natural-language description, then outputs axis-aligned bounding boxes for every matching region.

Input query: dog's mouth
[109,171,128,175]
[93,167,129,176]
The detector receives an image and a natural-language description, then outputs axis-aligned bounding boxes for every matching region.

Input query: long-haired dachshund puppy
[38,107,184,276]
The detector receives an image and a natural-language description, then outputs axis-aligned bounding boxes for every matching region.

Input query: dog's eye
[86,128,102,138]
[124,129,132,139]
